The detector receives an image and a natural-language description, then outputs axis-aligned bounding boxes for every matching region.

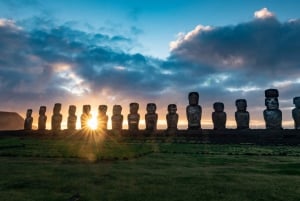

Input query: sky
[0,0,300,129]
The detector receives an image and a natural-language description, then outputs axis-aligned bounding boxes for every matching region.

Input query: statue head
[213,102,224,112]
[146,103,156,114]
[265,89,279,110]
[130,103,139,114]
[98,105,108,114]
[293,97,300,108]
[265,98,279,110]
[26,109,32,117]
[69,105,76,115]
[83,105,91,115]
[168,104,177,114]
[265,89,279,98]
[113,105,122,115]
[39,106,46,115]
[53,103,61,114]
[188,92,199,105]
[235,99,247,112]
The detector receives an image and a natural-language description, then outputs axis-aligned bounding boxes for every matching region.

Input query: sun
[87,117,97,130]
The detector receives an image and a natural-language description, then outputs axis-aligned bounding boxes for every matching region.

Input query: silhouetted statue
[212,102,226,130]
[51,103,62,131]
[145,103,158,131]
[111,105,123,131]
[167,104,178,133]
[263,89,282,129]
[235,99,250,129]
[67,105,77,130]
[24,109,33,130]
[38,106,47,130]
[128,103,140,132]
[97,105,108,130]
[186,92,202,130]
[292,97,300,129]
[81,105,92,129]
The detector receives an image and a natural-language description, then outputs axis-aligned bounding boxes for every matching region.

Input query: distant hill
[0,111,24,130]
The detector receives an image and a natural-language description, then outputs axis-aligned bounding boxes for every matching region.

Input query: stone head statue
[26,109,32,117]
[99,105,108,114]
[69,105,76,115]
[83,105,91,115]
[265,89,279,110]
[265,98,279,110]
[147,103,156,114]
[265,89,279,98]
[168,104,177,114]
[236,99,247,112]
[130,103,139,114]
[53,103,62,114]
[113,105,122,115]
[213,102,224,112]
[39,106,46,115]
[293,97,300,108]
[188,92,199,105]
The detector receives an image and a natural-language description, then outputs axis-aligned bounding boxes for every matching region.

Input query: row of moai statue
[24,89,300,131]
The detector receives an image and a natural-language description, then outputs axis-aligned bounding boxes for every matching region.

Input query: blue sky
[0,0,300,129]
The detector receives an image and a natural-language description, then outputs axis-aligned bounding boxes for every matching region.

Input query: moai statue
[263,89,282,129]
[235,99,250,129]
[111,105,123,131]
[292,97,300,129]
[38,106,47,130]
[51,103,62,131]
[166,104,178,133]
[128,103,140,132]
[67,105,77,130]
[97,105,108,130]
[24,109,33,130]
[212,102,226,130]
[186,92,202,130]
[81,105,92,129]
[145,103,158,131]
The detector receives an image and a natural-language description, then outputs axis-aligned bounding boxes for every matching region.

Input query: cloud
[0,17,169,108]
[169,8,300,77]
[254,8,275,19]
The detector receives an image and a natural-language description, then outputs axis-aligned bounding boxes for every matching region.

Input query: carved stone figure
[51,103,62,131]
[186,92,202,130]
[97,105,108,130]
[111,105,123,131]
[38,106,47,130]
[128,103,140,132]
[292,97,300,129]
[235,99,250,129]
[145,103,158,131]
[166,104,178,132]
[67,105,77,130]
[212,102,226,130]
[263,89,282,129]
[81,105,92,129]
[24,109,33,130]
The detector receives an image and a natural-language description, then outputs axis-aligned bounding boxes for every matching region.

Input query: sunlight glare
[88,116,97,130]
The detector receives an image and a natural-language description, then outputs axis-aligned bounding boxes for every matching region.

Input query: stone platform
[0,129,300,146]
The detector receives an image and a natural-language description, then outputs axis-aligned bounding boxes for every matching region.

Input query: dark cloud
[170,17,300,75]
[168,14,300,108]
[0,18,169,107]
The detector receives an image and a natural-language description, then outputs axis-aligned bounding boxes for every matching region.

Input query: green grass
[0,135,300,201]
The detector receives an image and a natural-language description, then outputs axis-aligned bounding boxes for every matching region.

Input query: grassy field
[0,134,300,201]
